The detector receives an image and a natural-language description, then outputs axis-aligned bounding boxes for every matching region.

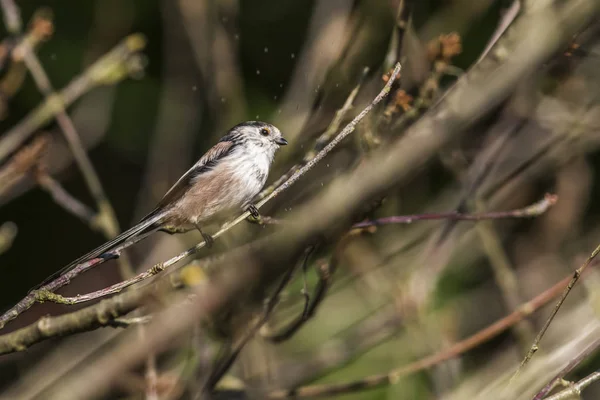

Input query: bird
[34,121,288,289]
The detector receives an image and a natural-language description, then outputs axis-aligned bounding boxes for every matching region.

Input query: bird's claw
[201,232,214,248]
[247,205,260,219]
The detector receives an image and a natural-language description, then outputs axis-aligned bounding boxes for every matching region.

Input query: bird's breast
[170,151,271,226]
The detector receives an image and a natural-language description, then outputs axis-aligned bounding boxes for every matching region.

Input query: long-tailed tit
[36,121,287,288]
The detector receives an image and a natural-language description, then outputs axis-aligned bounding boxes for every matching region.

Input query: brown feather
[154,141,235,212]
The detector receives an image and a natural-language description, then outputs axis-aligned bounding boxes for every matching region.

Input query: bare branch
[0,277,173,355]
[510,241,600,382]
[352,194,557,228]
[544,370,600,400]
[533,341,600,399]
[258,66,370,200]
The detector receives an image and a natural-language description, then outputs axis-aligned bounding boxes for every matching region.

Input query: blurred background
[0,0,599,399]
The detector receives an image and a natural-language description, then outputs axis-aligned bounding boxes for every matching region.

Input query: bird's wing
[151,140,236,213]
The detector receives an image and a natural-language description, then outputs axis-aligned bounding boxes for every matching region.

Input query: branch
[385,0,415,68]
[509,241,600,382]
[533,340,600,399]
[0,276,175,355]
[20,42,123,239]
[544,370,600,400]
[351,193,557,228]
[257,66,370,200]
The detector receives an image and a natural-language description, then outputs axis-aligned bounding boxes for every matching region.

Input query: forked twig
[544,370,600,400]
[533,338,600,399]
[262,257,334,343]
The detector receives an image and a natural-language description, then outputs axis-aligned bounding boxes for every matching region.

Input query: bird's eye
[260,128,270,136]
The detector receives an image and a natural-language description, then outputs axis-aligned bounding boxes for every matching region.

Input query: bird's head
[228,121,288,152]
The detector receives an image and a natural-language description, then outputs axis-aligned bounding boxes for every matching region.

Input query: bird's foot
[246,205,263,224]
[246,204,260,219]
[195,224,214,248]
[201,232,215,248]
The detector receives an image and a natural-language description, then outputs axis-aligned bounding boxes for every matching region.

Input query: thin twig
[533,339,600,399]
[510,242,600,384]
[257,66,371,200]
[384,0,414,68]
[264,271,585,399]
[544,370,600,400]
[47,255,179,305]
[352,193,557,228]
[262,257,334,343]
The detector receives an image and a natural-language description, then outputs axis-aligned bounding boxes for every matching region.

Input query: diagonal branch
[509,242,600,383]
[544,370,600,400]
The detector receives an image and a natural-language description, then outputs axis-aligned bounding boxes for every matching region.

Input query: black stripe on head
[233,121,267,129]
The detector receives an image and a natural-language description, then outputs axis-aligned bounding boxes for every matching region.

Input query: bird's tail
[31,213,164,291]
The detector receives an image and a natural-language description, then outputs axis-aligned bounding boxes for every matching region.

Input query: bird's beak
[275,137,288,146]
